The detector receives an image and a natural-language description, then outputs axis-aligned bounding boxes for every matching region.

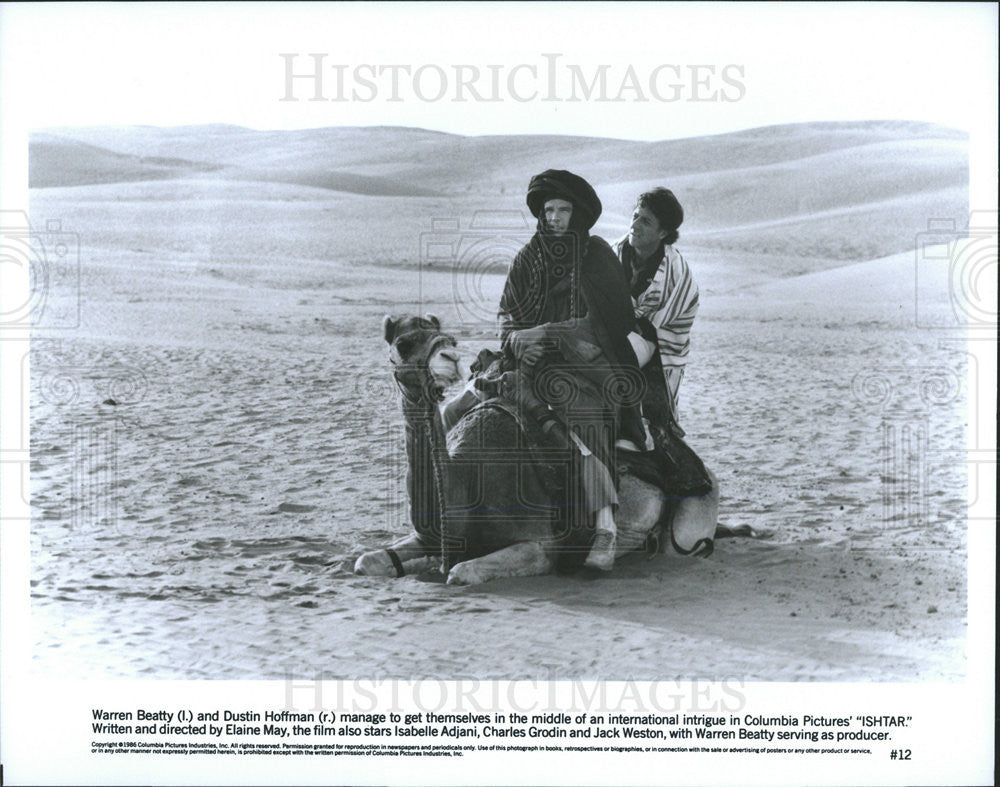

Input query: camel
[354,314,721,586]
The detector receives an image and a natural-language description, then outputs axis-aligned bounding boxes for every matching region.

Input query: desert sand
[28,121,969,680]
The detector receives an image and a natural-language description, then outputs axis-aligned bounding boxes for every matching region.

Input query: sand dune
[745,246,950,305]
[30,134,439,197]
[233,166,441,196]
[31,120,968,269]
[39,118,964,178]
[678,186,968,264]
[599,138,967,227]
[29,133,220,188]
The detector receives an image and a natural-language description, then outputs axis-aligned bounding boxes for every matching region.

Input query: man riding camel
[497,169,648,571]
[360,180,716,582]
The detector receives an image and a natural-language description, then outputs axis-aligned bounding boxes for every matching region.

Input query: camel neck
[400,392,451,569]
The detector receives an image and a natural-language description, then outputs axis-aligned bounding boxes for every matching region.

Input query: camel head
[383,313,464,402]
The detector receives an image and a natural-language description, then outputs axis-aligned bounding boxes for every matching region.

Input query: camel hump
[447,399,526,454]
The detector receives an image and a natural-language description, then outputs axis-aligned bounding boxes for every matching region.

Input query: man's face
[543,198,573,235]
[629,203,668,253]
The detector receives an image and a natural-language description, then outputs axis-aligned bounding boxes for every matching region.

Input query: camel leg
[670,468,720,555]
[354,533,437,577]
[446,542,554,586]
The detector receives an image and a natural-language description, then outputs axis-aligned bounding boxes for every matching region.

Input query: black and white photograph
[0,3,995,785]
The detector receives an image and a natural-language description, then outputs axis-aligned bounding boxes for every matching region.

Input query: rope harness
[390,330,458,574]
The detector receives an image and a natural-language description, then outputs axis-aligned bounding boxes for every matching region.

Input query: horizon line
[30,118,970,145]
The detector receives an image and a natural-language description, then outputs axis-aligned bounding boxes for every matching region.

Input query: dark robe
[498,230,647,467]
[619,238,668,299]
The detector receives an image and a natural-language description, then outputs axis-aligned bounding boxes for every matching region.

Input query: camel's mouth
[428,343,466,391]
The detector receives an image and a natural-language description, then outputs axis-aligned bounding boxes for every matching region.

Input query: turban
[526,170,602,231]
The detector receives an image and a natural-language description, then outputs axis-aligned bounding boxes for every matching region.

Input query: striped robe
[613,237,699,415]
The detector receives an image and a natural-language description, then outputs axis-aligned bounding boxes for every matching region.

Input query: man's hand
[508,329,546,366]
[521,344,545,366]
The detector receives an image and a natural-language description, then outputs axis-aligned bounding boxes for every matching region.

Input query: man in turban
[498,170,647,571]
